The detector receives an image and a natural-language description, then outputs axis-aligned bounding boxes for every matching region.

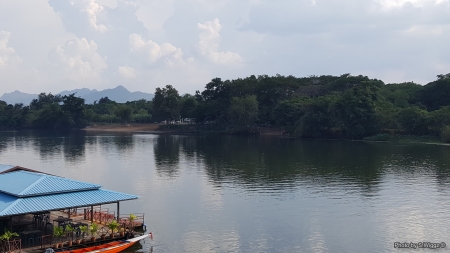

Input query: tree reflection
[180,136,392,192]
[185,136,450,195]
[31,131,65,159]
[113,134,134,151]
[63,131,86,162]
[153,135,181,178]
[96,133,134,152]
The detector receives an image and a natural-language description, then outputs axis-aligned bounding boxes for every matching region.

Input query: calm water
[1,130,450,253]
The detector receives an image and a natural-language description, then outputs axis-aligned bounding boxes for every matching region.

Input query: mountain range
[0,86,154,105]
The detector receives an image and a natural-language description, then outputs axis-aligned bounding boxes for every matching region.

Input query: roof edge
[0,166,55,176]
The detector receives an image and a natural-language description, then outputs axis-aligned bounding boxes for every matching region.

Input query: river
[1,130,449,252]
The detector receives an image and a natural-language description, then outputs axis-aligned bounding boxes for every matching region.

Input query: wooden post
[116,202,120,222]
[91,206,94,223]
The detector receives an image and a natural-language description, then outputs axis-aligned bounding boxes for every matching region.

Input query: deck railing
[0,238,21,253]
[118,213,145,231]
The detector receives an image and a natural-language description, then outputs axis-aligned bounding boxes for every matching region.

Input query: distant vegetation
[2,73,450,142]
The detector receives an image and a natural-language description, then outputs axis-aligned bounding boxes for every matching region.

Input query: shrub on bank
[441,126,450,143]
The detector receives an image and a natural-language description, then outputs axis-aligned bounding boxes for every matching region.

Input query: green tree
[33,103,63,129]
[273,97,311,126]
[397,107,429,135]
[180,94,198,121]
[332,82,381,139]
[417,73,450,111]
[153,85,180,122]
[294,96,336,138]
[429,106,450,134]
[379,82,422,108]
[133,109,152,123]
[61,93,86,128]
[115,104,133,123]
[227,95,259,126]
[30,93,62,110]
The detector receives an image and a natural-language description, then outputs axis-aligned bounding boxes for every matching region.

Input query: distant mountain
[58,85,154,104]
[0,91,37,105]
[0,86,154,105]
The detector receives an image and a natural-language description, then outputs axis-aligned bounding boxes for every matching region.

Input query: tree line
[1,73,450,141]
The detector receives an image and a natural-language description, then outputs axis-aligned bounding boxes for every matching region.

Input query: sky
[0,0,449,96]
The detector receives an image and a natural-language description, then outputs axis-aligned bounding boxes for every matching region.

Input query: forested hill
[1,73,450,141]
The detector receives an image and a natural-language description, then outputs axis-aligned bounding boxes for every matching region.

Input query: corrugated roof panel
[0,192,16,214]
[21,173,101,196]
[0,189,138,216]
[0,171,101,197]
[0,170,42,196]
[0,164,15,173]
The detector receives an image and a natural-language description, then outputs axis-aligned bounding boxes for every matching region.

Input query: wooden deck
[1,208,145,253]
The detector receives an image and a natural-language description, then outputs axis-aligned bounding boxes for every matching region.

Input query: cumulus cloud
[81,0,108,32]
[1,0,450,95]
[129,33,184,66]
[0,31,22,68]
[118,66,137,78]
[197,18,243,65]
[48,37,107,83]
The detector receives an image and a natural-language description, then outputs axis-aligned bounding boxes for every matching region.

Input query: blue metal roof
[0,164,14,173]
[0,189,138,216]
[0,171,101,197]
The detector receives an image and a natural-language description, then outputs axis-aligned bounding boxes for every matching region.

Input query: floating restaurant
[0,164,145,253]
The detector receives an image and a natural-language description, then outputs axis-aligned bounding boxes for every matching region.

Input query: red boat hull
[60,234,149,253]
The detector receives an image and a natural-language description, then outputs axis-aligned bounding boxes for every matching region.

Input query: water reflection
[162,135,450,198]
[177,136,386,193]
[63,131,86,162]
[153,135,181,177]
[2,131,450,252]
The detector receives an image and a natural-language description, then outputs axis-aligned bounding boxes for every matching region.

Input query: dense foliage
[1,73,450,141]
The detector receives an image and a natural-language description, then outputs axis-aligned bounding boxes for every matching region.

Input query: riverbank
[82,123,285,135]
[81,124,450,145]
[83,123,162,132]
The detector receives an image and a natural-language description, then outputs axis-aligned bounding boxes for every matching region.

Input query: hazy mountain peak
[0,86,154,105]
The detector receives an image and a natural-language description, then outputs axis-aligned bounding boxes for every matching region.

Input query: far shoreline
[81,123,285,135]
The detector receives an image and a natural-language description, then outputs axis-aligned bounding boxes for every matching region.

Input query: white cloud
[129,33,184,66]
[197,18,243,65]
[81,0,108,32]
[0,31,22,68]
[74,0,108,33]
[118,66,137,78]
[1,0,450,96]
[377,0,449,9]
[48,37,107,83]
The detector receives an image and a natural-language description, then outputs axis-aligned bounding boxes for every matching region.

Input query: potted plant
[53,226,64,248]
[65,224,74,247]
[79,225,88,244]
[89,223,98,242]
[119,228,125,237]
[0,230,19,253]
[129,214,137,231]
[107,220,119,238]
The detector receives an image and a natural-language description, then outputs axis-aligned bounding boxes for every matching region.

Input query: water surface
[1,130,450,252]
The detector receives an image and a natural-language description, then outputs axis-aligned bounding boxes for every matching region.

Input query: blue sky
[0,0,449,95]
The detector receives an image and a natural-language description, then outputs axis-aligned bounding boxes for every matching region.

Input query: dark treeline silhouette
[2,73,450,141]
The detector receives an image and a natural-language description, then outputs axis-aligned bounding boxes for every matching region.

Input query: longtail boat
[59,234,150,253]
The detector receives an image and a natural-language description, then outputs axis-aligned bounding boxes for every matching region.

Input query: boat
[58,233,151,253]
